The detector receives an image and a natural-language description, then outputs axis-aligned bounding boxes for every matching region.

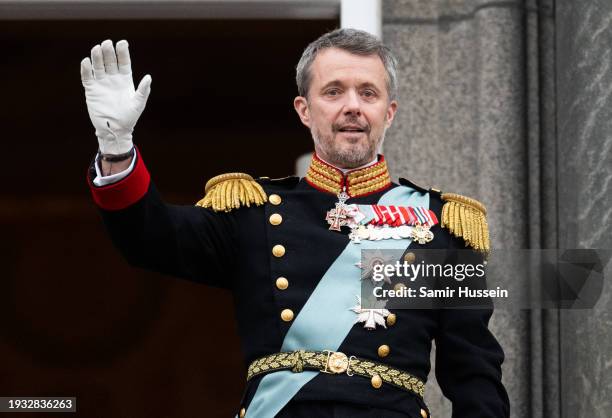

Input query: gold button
[371,374,382,389]
[403,252,416,263]
[276,277,289,290]
[239,408,246,418]
[269,194,282,205]
[281,308,294,321]
[269,213,283,225]
[420,408,428,418]
[272,244,285,257]
[394,282,406,292]
[377,344,390,358]
[386,313,396,326]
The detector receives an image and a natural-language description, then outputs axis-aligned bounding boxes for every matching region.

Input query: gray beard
[312,127,385,169]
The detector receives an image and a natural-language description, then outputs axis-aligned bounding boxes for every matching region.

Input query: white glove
[80,39,151,155]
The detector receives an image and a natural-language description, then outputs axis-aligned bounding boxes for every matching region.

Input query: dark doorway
[0,18,337,418]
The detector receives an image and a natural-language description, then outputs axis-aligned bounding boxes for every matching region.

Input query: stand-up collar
[305,154,392,198]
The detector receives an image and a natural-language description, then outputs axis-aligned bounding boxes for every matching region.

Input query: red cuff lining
[87,147,151,211]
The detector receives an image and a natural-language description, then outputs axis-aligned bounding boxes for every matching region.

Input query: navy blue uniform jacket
[88,148,509,418]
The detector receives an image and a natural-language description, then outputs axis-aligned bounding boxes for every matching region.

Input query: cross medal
[326,187,350,231]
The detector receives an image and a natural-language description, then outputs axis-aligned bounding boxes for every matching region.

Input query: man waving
[82,29,509,418]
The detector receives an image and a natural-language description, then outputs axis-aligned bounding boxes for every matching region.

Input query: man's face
[294,47,398,169]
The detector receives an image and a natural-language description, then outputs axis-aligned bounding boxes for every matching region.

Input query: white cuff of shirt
[92,151,137,187]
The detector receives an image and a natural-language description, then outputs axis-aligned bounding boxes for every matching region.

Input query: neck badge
[325,187,350,231]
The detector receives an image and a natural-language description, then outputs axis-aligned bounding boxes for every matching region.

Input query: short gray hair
[296,28,398,101]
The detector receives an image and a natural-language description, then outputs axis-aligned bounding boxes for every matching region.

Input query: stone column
[556,1,612,417]
[381,1,553,416]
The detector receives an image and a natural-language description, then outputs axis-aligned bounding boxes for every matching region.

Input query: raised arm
[81,40,237,288]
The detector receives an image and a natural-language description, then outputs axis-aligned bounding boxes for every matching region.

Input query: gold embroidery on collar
[306,170,340,195]
[305,155,392,198]
[310,158,343,183]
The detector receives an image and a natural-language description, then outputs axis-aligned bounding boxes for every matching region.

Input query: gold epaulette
[440,192,490,253]
[195,172,267,212]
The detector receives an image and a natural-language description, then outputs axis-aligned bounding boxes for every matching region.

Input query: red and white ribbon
[369,205,438,227]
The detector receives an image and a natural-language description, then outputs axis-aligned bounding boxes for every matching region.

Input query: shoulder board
[440,192,489,253]
[398,178,443,199]
[398,178,429,194]
[257,175,300,187]
[428,187,442,198]
[195,172,267,212]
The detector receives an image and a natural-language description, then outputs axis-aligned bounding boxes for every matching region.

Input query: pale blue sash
[243,185,429,418]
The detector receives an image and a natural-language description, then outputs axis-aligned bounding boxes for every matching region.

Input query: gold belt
[246,350,425,399]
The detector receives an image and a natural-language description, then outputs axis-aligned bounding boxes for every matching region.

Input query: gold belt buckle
[321,350,357,376]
